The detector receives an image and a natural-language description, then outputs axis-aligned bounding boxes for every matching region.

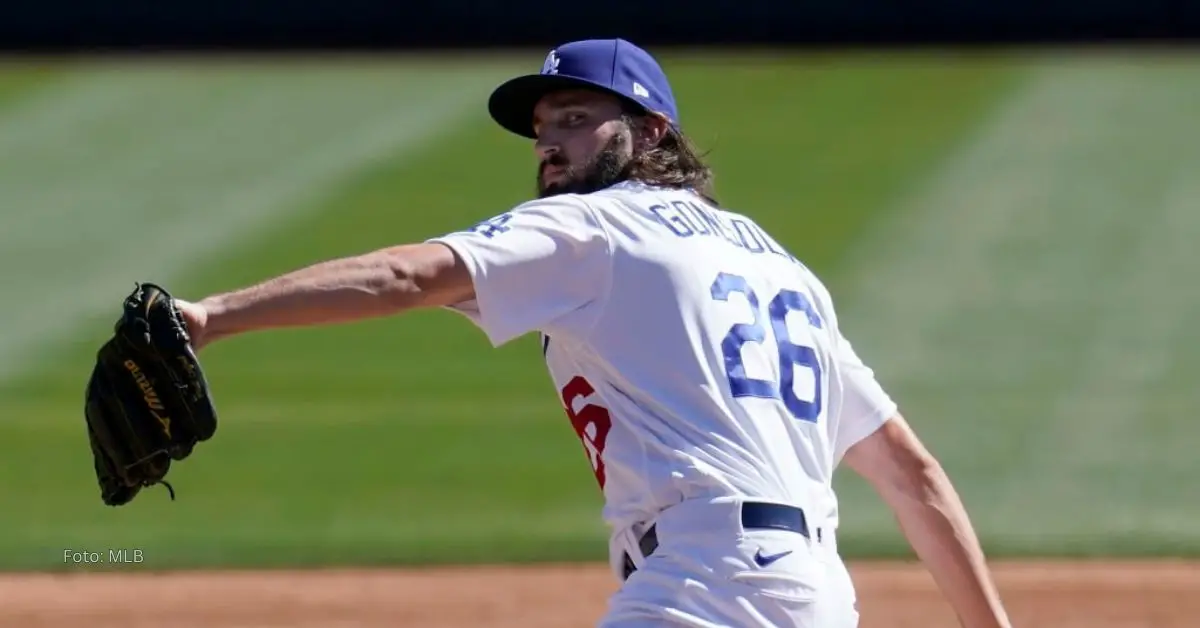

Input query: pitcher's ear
[633,112,670,151]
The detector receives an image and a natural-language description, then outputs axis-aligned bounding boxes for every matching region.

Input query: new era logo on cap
[487,38,680,139]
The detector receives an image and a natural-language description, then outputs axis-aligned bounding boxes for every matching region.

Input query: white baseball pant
[598,497,859,627]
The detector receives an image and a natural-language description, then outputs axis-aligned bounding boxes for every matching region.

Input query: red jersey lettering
[561,375,613,489]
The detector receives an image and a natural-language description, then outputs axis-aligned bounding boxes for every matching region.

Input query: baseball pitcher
[85,39,1014,627]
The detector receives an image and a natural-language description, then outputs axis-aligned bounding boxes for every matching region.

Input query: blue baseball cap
[488,38,679,139]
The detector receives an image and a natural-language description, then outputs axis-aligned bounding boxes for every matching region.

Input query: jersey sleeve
[832,331,899,463]
[426,196,612,348]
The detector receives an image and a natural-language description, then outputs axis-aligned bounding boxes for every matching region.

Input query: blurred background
[0,0,1196,590]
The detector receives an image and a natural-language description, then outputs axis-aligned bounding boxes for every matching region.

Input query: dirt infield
[1,560,1196,627]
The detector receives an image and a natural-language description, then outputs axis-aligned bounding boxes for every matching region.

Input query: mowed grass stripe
[0,69,157,156]
[985,61,1200,549]
[0,64,65,106]
[0,74,294,240]
[829,66,1056,547]
[836,62,1118,386]
[0,61,514,388]
[1034,75,1200,538]
[832,55,1200,554]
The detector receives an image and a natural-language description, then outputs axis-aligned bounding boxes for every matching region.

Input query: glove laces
[144,479,176,501]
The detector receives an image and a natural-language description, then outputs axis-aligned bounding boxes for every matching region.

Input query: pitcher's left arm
[182,243,471,350]
[177,195,612,352]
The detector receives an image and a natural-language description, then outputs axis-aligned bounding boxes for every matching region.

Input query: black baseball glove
[84,282,218,506]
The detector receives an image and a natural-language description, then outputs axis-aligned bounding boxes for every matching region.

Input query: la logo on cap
[542,51,560,75]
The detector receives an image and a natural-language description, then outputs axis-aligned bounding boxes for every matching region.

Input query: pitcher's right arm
[842,414,1013,628]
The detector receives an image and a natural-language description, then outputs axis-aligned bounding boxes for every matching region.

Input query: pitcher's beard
[537,136,632,198]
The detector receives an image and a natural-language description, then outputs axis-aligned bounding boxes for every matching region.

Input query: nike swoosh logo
[753,548,793,567]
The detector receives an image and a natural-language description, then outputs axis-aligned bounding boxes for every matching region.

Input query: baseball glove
[84,282,218,506]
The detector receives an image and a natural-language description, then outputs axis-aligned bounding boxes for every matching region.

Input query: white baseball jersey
[430,181,897,539]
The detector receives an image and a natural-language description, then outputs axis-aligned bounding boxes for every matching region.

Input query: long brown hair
[622,110,718,205]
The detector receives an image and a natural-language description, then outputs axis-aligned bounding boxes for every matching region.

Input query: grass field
[0,49,1196,571]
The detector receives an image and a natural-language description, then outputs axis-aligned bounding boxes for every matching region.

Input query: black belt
[621,501,819,581]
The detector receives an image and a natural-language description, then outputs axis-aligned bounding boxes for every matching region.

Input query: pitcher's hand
[173,298,211,351]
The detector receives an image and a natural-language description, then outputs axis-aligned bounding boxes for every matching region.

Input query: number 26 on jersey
[710,272,825,423]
